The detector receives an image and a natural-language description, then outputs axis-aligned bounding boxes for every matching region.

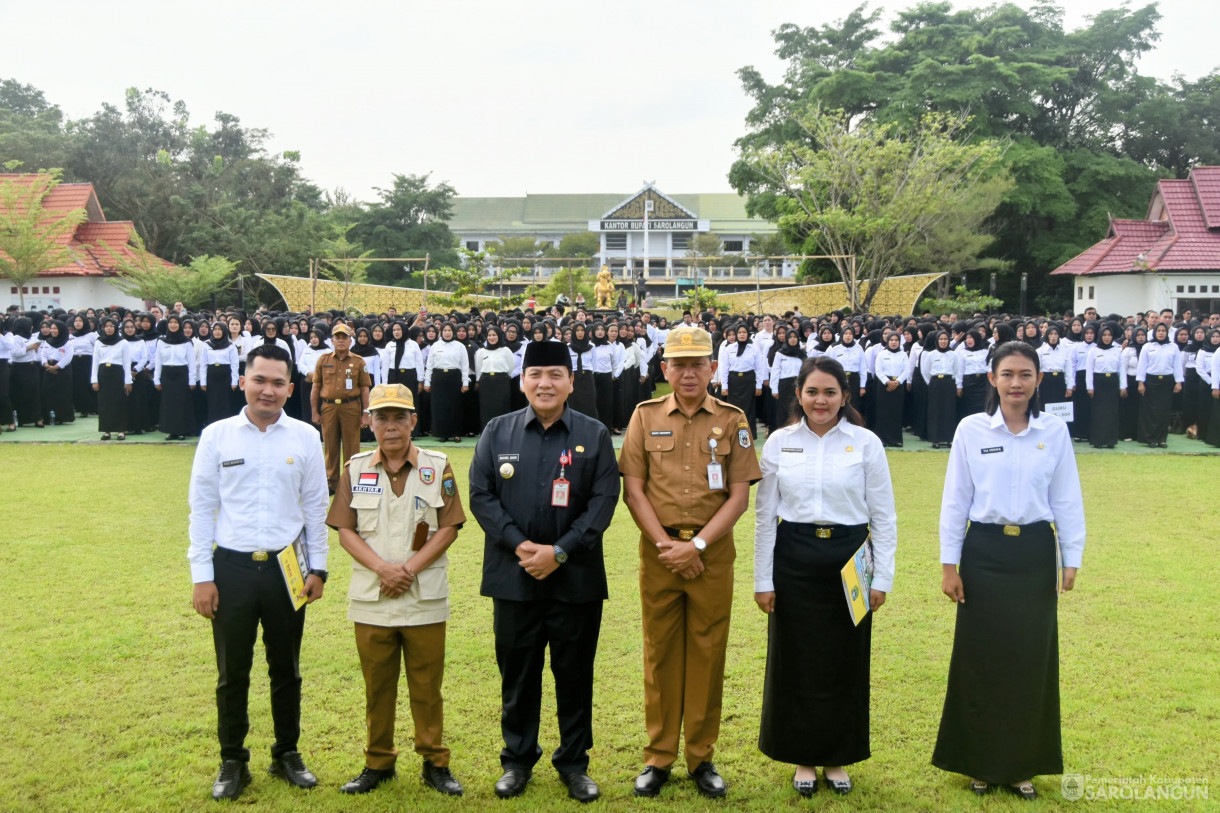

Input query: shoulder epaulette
[714,397,745,415]
[417,447,448,463]
[638,395,668,407]
[346,450,373,467]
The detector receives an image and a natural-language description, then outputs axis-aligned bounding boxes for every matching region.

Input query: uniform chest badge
[286,457,294,464]
[419,467,435,485]
[575,446,585,453]
[1037,442,1045,449]
[359,472,379,486]
[738,428,751,448]
[500,463,515,479]
[845,446,854,453]
[712,426,722,436]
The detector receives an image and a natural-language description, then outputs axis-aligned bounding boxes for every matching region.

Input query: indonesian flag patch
[359,472,379,486]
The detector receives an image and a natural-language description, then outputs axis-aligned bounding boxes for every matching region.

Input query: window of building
[53,287,60,294]
[1177,285,1185,292]
[1088,286,1095,298]
[1213,285,1219,293]
[1078,286,1083,299]
[465,241,480,251]
[671,233,692,251]
[723,240,744,252]
[42,286,49,294]
[605,233,627,251]
[9,287,14,294]
[1189,285,1197,293]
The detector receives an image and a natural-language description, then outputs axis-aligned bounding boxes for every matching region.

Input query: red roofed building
[1,174,176,310]
[1052,166,1220,317]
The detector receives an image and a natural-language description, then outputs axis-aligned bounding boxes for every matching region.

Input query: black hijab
[352,327,377,357]
[96,317,123,346]
[161,317,188,345]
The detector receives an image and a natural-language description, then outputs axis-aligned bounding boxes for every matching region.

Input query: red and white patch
[419,467,435,485]
[359,472,379,486]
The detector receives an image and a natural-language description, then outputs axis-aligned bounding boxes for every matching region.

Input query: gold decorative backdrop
[258,274,494,315]
[714,273,945,316]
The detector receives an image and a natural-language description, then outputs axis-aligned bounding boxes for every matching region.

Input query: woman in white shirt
[423,321,470,442]
[754,355,897,798]
[1135,322,1184,448]
[872,331,909,447]
[474,325,516,428]
[90,317,131,440]
[769,329,806,428]
[39,319,75,425]
[934,341,1086,801]
[69,313,98,416]
[153,315,197,440]
[1085,322,1125,448]
[382,322,423,391]
[199,321,240,427]
[1194,328,1219,443]
[923,330,960,448]
[719,323,767,438]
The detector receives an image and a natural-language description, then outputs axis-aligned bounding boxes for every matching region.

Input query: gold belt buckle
[1003,525,1021,537]
[252,550,269,561]
[334,399,343,404]
[677,529,695,541]
[815,527,832,538]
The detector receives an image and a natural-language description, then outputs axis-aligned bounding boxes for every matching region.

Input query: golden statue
[593,265,616,309]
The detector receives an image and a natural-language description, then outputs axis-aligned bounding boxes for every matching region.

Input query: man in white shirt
[188,344,330,801]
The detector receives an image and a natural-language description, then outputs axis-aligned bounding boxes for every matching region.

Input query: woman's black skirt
[617,369,638,427]
[461,378,480,435]
[570,369,597,418]
[926,375,957,444]
[41,364,74,424]
[1196,373,1213,441]
[612,372,627,429]
[727,370,757,438]
[429,369,462,439]
[130,370,154,432]
[1139,374,1174,445]
[158,365,195,436]
[873,379,904,446]
[1071,370,1092,440]
[1182,368,1201,429]
[760,522,872,766]
[72,354,97,414]
[386,367,417,390]
[1089,373,1120,447]
[932,521,1062,784]
[912,369,928,439]
[775,377,797,429]
[478,372,512,428]
[958,373,988,422]
[0,360,11,424]
[510,374,526,412]
[1206,394,1220,447]
[845,370,863,417]
[204,364,237,426]
[1038,370,1068,411]
[593,371,614,432]
[11,361,40,426]
[1120,374,1141,441]
[96,364,128,432]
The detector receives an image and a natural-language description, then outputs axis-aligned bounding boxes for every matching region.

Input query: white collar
[987,409,1043,436]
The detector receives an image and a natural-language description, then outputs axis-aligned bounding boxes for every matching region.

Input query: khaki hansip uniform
[326,446,465,771]
[618,392,762,772]
[312,351,371,489]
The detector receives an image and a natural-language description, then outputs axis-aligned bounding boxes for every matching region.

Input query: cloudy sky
[7,0,1216,201]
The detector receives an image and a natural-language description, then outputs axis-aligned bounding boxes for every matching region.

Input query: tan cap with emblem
[366,382,415,411]
[663,324,714,358]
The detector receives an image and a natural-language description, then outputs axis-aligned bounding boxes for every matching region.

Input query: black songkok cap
[522,340,572,371]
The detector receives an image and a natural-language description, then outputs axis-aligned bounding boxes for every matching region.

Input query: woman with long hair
[934,341,1086,801]
[754,356,897,798]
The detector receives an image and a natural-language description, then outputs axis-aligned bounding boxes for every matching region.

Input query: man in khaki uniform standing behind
[311,322,371,491]
[326,383,466,796]
[619,324,761,799]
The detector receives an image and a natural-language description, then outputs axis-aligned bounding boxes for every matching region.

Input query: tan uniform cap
[663,325,714,358]
[331,323,352,336]
[366,383,415,411]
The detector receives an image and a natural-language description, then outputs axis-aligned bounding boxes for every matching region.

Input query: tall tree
[0,170,88,309]
[347,173,460,284]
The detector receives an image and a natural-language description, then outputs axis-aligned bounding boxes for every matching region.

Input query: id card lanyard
[552,449,571,507]
[707,438,725,490]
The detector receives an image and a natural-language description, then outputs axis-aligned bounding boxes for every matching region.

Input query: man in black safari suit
[468,340,620,803]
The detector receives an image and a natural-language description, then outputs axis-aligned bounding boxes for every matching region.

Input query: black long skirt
[130,372,155,432]
[932,522,1062,784]
[1139,375,1174,445]
[926,376,957,445]
[845,371,863,417]
[0,360,10,425]
[415,386,431,438]
[96,364,128,433]
[912,370,928,439]
[1038,371,1067,413]
[429,369,462,439]
[204,364,237,426]
[1206,395,1220,447]
[593,371,614,432]
[1071,370,1092,440]
[1089,373,1120,447]
[958,373,987,423]
[1196,374,1213,442]
[510,374,527,412]
[617,368,639,426]
[611,373,626,429]
[12,361,41,426]
[478,372,511,428]
[759,522,872,766]
[1182,368,1201,429]
[873,380,904,446]
[462,374,480,435]
[72,354,97,414]
[41,365,74,424]
[727,370,757,439]
[157,365,195,436]
[775,377,797,429]
[569,369,597,418]
[1120,374,1141,441]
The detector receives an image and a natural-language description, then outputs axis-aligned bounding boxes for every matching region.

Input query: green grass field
[0,446,1216,812]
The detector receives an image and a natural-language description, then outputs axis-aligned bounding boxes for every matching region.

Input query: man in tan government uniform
[311,322,372,491]
[326,383,466,796]
[619,325,762,799]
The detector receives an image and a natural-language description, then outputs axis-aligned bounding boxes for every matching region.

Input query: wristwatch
[552,545,568,565]
[308,569,329,584]
[691,536,708,552]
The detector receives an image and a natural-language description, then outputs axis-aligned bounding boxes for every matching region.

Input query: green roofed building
[449,184,781,275]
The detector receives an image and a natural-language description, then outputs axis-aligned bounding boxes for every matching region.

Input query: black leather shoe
[269,751,317,789]
[690,762,727,798]
[824,771,852,796]
[793,773,818,797]
[494,769,531,799]
[633,766,670,797]
[212,760,251,800]
[422,761,463,796]
[340,767,395,794]
[561,772,600,803]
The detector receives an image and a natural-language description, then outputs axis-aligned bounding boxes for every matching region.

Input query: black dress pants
[211,547,307,763]
[492,598,602,775]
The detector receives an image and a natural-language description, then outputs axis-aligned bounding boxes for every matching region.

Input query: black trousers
[211,547,307,763]
[492,598,602,775]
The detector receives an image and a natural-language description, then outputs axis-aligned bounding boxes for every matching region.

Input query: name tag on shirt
[497,453,520,462]
[707,462,725,490]
[781,447,804,454]
[980,446,1004,455]
[650,430,673,437]
[222,459,245,467]
[352,485,383,494]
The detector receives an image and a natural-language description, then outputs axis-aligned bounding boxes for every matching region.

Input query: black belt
[662,526,699,541]
[215,545,287,563]
[935,374,950,379]
[484,372,502,376]
[1046,371,1062,376]
[888,376,898,382]
[781,521,867,539]
[1101,372,1114,377]
[325,396,360,405]
[1149,374,1171,380]
[970,520,1053,537]
[210,363,228,368]
[965,373,986,379]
